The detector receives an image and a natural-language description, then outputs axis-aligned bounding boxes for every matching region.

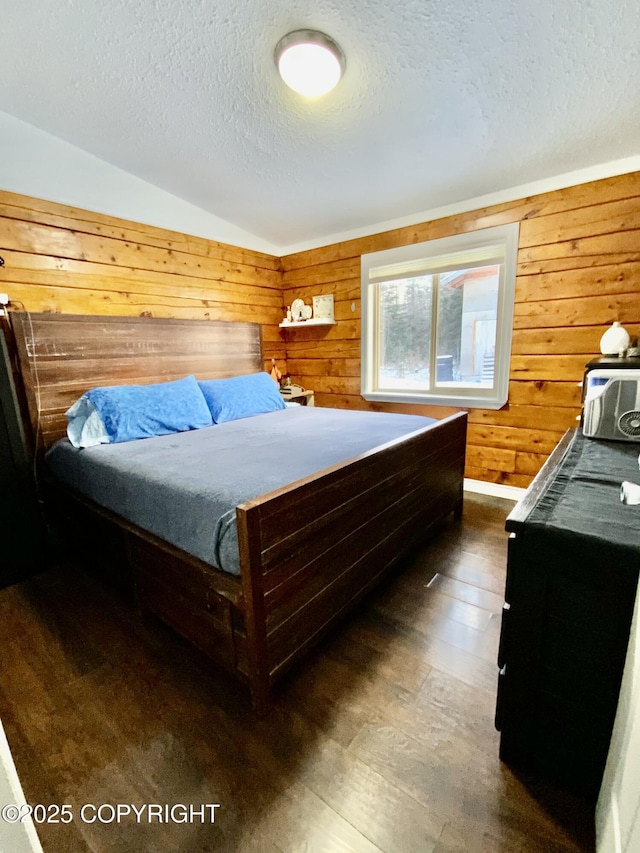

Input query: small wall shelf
[279,319,335,328]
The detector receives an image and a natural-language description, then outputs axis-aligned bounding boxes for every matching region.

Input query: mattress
[45,406,437,576]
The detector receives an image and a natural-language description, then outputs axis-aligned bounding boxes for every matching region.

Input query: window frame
[360,223,520,409]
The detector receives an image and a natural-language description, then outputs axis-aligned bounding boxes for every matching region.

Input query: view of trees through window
[377,264,500,391]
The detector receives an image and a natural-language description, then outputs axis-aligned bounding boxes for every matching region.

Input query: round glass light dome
[275,30,345,97]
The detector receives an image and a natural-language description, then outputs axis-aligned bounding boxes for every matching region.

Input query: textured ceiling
[2,0,640,251]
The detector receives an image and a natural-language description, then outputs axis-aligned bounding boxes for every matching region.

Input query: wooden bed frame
[10,312,467,714]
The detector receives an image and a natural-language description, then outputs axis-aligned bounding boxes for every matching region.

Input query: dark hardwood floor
[0,493,595,852]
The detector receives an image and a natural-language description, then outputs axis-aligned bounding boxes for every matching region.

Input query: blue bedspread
[45,406,437,576]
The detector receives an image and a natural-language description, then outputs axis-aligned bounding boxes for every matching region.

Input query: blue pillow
[82,375,213,444]
[198,372,286,424]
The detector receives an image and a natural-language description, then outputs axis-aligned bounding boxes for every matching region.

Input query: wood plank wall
[0,189,285,373]
[2,173,639,489]
[281,172,640,488]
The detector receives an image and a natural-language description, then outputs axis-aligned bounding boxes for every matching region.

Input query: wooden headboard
[10,312,263,453]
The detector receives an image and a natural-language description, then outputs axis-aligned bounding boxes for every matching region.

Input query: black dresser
[495,429,640,801]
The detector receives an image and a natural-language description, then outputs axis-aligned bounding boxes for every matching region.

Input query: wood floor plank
[0,493,594,853]
[439,552,509,595]
[372,572,496,633]
[349,718,588,853]
[417,611,503,664]
[426,573,505,612]
[278,651,416,748]
[238,703,448,853]
[324,617,436,694]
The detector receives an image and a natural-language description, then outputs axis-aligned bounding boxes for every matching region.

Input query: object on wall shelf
[289,298,312,322]
[312,294,334,322]
[280,294,335,328]
[600,322,630,356]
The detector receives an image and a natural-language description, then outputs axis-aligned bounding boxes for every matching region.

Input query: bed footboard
[237,411,467,714]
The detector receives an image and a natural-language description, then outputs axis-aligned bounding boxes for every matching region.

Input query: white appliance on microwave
[583,369,640,441]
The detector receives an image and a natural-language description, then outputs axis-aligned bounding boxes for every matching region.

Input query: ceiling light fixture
[275,30,345,98]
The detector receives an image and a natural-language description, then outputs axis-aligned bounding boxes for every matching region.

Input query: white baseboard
[464,477,525,502]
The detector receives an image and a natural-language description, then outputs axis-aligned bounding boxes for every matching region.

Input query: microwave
[583,369,640,441]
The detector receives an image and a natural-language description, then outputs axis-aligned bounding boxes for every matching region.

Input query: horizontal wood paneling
[507,381,582,408]
[514,294,640,330]
[0,189,280,270]
[0,190,286,374]
[518,197,640,248]
[511,327,615,355]
[4,171,640,488]
[280,171,640,487]
[1,249,283,306]
[466,424,565,455]
[281,173,640,272]
[515,263,640,302]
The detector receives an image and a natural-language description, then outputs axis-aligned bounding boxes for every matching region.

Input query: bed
[10,312,467,714]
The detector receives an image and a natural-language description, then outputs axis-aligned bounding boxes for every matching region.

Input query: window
[361,223,519,409]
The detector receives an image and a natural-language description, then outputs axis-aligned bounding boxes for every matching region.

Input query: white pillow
[65,395,110,448]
